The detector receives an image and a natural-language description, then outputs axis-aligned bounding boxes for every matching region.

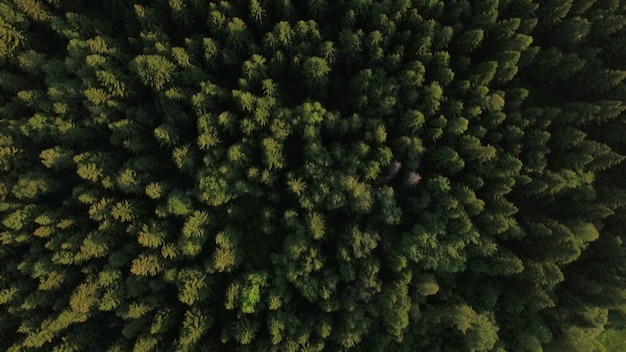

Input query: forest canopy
[2,0,626,351]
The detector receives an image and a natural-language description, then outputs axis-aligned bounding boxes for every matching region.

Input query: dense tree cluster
[2,0,626,350]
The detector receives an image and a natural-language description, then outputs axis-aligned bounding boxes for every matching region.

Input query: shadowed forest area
[2,0,626,351]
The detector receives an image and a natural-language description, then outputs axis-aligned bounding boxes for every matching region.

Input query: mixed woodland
[2,0,626,350]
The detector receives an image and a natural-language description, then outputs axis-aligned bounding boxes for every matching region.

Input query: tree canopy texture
[2,0,626,351]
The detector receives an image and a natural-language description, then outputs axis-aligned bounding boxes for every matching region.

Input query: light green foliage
[11,171,53,199]
[137,222,166,249]
[287,177,307,196]
[166,191,192,216]
[303,56,330,88]
[178,307,210,348]
[177,268,211,305]
[39,146,73,169]
[132,55,176,90]
[307,212,326,240]
[598,329,626,352]
[145,182,164,199]
[130,254,162,277]
[111,200,135,222]
[69,281,99,314]
[240,272,267,314]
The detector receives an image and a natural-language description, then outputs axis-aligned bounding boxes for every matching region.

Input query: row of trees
[2,0,626,350]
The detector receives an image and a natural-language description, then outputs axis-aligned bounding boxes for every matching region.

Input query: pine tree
[132,55,176,91]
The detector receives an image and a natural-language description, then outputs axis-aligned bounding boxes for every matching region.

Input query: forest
[2,0,626,351]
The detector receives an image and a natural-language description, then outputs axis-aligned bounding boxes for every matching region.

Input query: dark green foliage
[2,0,626,351]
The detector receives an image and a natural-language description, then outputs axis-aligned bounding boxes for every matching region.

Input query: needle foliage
[2,0,626,351]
